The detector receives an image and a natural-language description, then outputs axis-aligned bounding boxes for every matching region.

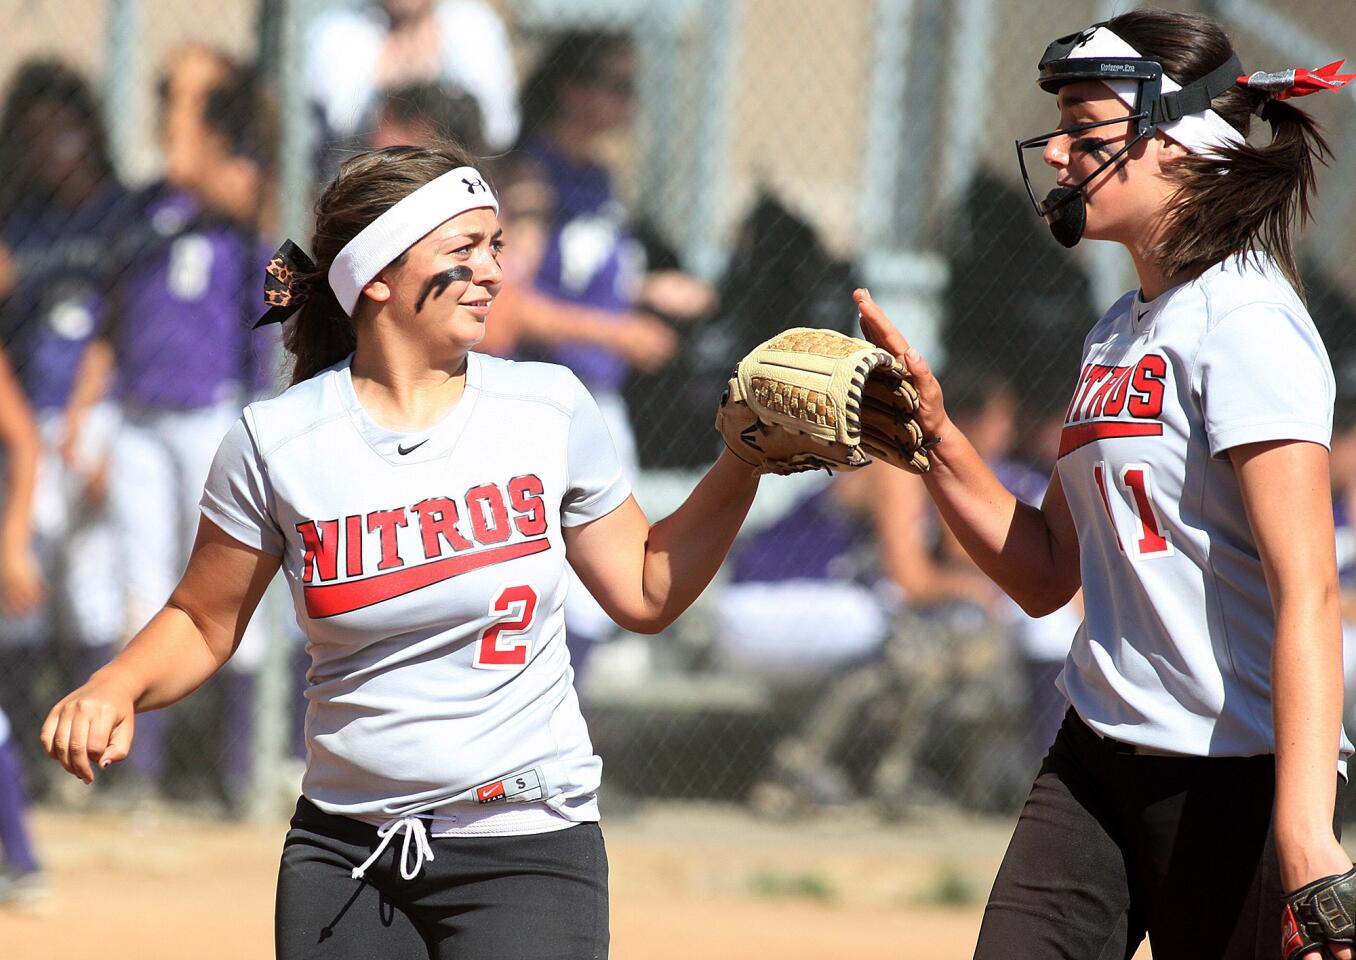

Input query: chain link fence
[1,0,1355,847]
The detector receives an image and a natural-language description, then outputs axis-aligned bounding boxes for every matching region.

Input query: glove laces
[351,816,435,882]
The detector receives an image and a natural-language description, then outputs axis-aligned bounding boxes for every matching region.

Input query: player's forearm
[1271,588,1344,848]
[0,347,40,548]
[514,291,631,350]
[94,604,233,712]
[0,429,39,553]
[923,420,1076,615]
[634,450,761,632]
[64,338,114,424]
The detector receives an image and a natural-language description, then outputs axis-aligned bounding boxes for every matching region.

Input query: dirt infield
[2,801,1020,960]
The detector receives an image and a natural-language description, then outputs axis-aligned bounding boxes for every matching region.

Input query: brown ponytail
[285,142,483,384]
[1110,10,1333,297]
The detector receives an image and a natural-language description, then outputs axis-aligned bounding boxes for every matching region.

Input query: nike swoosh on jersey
[303,537,551,618]
[1058,420,1164,458]
[397,439,429,455]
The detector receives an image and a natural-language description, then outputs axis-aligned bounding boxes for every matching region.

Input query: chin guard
[1043,187,1086,249]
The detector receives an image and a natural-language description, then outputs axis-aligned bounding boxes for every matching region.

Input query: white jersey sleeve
[199,414,286,556]
[562,374,631,527]
[1196,300,1334,457]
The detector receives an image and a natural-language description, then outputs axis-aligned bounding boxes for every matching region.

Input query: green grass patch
[747,870,838,903]
[916,865,978,906]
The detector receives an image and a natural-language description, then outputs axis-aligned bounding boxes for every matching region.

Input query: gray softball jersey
[1055,255,1352,766]
[200,352,630,833]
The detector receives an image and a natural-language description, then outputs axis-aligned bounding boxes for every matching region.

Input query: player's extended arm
[41,517,280,784]
[1233,439,1354,917]
[562,450,760,634]
[855,289,1080,615]
[0,346,45,613]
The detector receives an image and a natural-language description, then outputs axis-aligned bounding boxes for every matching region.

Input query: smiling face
[362,206,504,354]
[1041,80,1187,244]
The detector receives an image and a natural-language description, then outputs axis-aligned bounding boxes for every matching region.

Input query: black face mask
[1015,23,1243,248]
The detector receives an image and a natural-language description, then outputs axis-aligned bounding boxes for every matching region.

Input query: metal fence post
[102,0,141,177]
[681,0,740,281]
[245,0,318,821]
[858,0,949,362]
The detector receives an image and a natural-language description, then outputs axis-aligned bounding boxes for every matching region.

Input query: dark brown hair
[517,31,632,147]
[0,59,117,219]
[1110,9,1331,295]
[285,142,481,384]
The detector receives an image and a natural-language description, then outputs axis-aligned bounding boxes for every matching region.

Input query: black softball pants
[974,710,1344,960]
[275,797,609,960]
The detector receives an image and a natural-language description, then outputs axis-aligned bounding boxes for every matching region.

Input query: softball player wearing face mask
[859,10,1354,959]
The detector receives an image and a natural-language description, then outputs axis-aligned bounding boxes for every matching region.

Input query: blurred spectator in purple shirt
[495,31,718,662]
[61,48,278,810]
[0,61,130,791]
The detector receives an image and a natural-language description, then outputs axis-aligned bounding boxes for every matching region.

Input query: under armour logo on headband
[463,178,487,194]
[1238,59,1354,100]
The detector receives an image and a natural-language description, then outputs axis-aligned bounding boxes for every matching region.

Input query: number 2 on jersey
[475,585,539,668]
[1093,461,1174,559]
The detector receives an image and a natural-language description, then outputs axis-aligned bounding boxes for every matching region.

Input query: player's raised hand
[1,541,45,614]
[613,313,679,372]
[41,675,136,784]
[853,288,948,441]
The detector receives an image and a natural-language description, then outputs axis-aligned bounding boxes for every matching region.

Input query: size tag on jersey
[468,767,546,804]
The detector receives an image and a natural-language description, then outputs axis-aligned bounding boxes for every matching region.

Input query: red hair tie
[1238,60,1355,100]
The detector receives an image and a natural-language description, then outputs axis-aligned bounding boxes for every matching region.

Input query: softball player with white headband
[858,10,1355,959]
[40,142,766,959]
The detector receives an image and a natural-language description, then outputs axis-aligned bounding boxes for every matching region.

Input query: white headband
[329,166,499,316]
[1068,27,1245,156]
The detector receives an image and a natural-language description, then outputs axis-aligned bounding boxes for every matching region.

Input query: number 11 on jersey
[1093,460,1175,560]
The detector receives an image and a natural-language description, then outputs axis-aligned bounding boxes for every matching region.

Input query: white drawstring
[351,816,436,882]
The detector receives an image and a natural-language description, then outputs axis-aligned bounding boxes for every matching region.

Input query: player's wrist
[1276,817,1341,849]
[86,662,144,704]
[715,446,764,481]
[913,415,955,465]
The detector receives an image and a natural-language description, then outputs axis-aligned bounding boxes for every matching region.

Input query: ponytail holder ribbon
[1238,59,1354,101]
[254,239,318,328]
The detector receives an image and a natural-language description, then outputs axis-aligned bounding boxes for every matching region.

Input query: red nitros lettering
[345,515,364,577]
[508,475,548,537]
[1066,363,1097,422]
[1101,367,1133,416]
[411,497,474,558]
[366,508,409,570]
[1128,355,1167,418]
[296,519,339,583]
[1065,355,1167,425]
[1084,366,1124,419]
[297,480,553,580]
[465,485,511,545]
